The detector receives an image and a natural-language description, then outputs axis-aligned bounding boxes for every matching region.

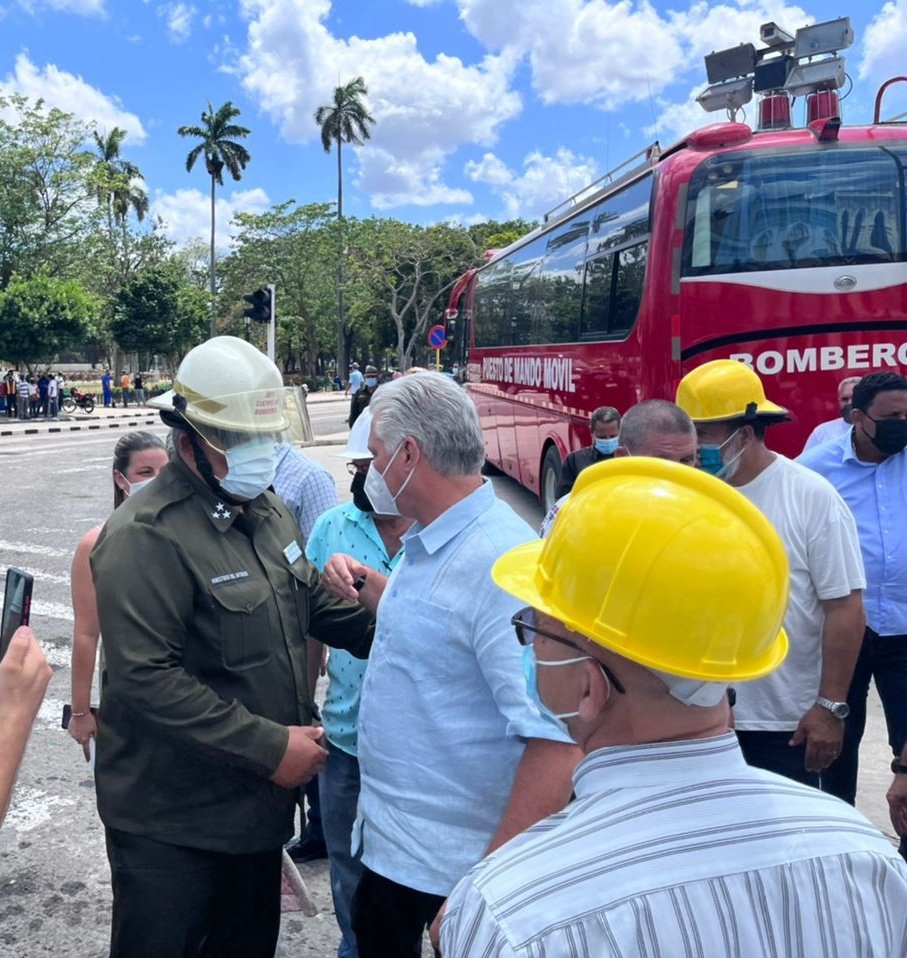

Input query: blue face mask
[219,438,277,500]
[698,429,743,480]
[522,645,593,738]
[594,437,619,455]
[365,377,378,388]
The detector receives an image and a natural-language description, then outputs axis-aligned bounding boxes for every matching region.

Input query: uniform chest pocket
[209,579,275,670]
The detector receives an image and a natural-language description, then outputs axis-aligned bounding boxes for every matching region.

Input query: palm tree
[314,76,375,375]
[91,127,149,231]
[177,101,251,338]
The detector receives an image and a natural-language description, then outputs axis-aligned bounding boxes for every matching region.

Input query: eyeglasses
[511,607,626,694]
[346,461,371,476]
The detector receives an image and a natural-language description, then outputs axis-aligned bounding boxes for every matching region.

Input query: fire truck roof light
[785,57,846,99]
[794,17,853,58]
[705,44,757,84]
[697,77,753,114]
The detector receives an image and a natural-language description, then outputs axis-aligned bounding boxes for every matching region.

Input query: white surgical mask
[219,438,276,500]
[363,441,415,517]
[125,477,155,497]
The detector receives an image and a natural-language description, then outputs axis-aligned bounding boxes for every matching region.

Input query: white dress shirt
[443,732,907,956]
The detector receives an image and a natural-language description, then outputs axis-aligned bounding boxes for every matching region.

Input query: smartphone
[61,704,98,730]
[1,566,34,659]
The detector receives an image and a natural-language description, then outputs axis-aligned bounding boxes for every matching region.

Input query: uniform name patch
[283,541,302,564]
[211,571,250,585]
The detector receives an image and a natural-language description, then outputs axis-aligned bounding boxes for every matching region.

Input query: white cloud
[860,0,907,84]
[459,0,810,108]
[466,148,600,219]
[153,186,272,249]
[161,2,196,43]
[0,53,146,143]
[236,0,521,208]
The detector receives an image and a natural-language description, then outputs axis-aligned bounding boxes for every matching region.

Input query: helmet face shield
[170,385,313,453]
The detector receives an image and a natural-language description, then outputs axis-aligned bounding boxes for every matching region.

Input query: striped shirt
[272,443,337,540]
[442,732,907,957]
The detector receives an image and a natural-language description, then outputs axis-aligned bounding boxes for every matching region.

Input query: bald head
[618,400,697,466]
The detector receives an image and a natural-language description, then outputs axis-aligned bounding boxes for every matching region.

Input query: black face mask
[864,415,907,457]
[840,403,853,423]
[350,470,375,513]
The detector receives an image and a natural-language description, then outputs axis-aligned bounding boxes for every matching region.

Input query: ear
[113,470,129,493]
[401,436,420,465]
[578,659,611,721]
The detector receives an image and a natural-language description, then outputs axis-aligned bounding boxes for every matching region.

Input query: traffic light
[242,288,271,323]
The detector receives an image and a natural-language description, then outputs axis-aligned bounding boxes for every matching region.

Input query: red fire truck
[443,18,907,510]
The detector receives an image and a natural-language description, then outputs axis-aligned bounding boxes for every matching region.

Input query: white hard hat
[335,407,373,460]
[149,337,289,442]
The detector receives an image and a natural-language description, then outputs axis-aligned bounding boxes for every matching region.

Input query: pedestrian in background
[347,365,379,428]
[677,360,865,788]
[17,377,30,418]
[802,375,861,451]
[101,370,113,408]
[119,370,130,407]
[321,373,579,957]
[132,373,145,406]
[346,362,362,397]
[798,371,907,863]
[442,458,907,956]
[46,371,59,419]
[555,405,621,499]
[67,432,168,760]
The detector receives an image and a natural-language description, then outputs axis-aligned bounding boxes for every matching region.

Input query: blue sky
[0,0,903,249]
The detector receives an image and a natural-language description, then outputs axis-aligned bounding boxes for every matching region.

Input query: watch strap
[892,759,907,775]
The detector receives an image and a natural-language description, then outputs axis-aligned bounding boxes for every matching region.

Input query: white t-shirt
[733,455,865,731]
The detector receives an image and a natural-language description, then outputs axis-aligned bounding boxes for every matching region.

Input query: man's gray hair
[619,400,695,454]
[369,373,485,477]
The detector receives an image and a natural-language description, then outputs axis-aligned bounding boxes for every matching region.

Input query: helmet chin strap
[185,428,245,506]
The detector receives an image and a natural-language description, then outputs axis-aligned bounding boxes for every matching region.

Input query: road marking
[0,540,73,559]
[31,600,76,623]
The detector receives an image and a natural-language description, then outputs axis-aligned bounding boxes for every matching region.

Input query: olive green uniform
[91,456,372,854]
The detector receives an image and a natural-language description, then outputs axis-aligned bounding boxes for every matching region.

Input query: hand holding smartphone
[1,567,34,660]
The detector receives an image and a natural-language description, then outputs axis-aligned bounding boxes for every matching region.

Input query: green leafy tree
[112,262,208,372]
[314,77,375,376]
[349,219,477,369]
[223,201,337,374]
[0,94,98,287]
[0,271,99,368]
[90,127,148,231]
[177,101,251,338]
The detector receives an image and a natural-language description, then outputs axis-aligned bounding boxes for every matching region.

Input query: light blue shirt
[305,502,403,756]
[802,416,851,452]
[354,481,571,896]
[798,431,907,635]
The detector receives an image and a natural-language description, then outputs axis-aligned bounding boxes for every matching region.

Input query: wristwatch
[892,759,907,775]
[815,696,850,719]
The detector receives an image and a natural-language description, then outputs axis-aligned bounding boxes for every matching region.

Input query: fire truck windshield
[682,145,907,276]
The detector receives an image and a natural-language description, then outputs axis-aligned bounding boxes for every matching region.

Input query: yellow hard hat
[492,458,789,682]
[676,359,789,423]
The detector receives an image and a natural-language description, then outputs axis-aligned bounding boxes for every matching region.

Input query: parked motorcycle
[61,388,95,414]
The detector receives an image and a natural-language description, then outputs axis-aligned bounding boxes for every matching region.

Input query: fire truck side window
[683,146,907,275]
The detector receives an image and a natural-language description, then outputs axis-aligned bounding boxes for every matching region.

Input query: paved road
[0,423,899,957]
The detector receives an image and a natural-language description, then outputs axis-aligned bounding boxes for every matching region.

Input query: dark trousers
[352,867,445,958]
[736,730,819,788]
[105,828,282,958]
[821,627,907,860]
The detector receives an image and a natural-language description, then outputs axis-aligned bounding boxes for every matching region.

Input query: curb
[1,417,159,438]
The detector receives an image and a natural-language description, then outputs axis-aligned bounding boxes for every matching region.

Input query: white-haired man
[321,373,580,957]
